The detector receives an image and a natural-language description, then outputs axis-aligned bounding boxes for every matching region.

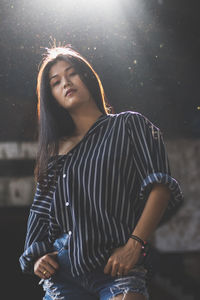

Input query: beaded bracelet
[130,234,147,257]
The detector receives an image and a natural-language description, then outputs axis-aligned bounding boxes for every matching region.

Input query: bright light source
[29,0,121,16]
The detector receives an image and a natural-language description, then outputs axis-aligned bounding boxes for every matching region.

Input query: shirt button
[63,174,66,178]
[66,202,70,206]
[68,231,72,235]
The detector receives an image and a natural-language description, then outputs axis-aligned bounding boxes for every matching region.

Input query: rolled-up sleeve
[19,182,54,274]
[125,111,183,222]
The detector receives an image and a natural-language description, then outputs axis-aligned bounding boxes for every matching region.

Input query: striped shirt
[19,111,183,276]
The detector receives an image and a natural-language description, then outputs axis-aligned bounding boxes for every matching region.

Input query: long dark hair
[35,46,113,182]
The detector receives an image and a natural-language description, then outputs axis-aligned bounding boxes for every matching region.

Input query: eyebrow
[49,66,73,81]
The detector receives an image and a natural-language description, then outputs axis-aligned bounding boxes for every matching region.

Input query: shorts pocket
[53,233,69,252]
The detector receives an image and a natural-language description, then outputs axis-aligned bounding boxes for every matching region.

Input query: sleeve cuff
[139,172,183,224]
[19,241,54,274]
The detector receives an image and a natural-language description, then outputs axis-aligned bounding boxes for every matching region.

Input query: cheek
[51,87,60,101]
[78,82,91,97]
[51,89,57,99]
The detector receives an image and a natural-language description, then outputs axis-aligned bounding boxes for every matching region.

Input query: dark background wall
[0,0,200,299]
[0,0,200,141]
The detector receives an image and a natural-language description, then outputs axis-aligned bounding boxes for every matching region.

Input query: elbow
[151,183,171,203]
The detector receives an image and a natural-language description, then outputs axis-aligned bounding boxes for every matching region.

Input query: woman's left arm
[104,183,171,277]
[104,112,183,277]
[131,182,171,240]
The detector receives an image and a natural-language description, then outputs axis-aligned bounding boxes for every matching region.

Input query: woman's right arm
[19,181,59,277]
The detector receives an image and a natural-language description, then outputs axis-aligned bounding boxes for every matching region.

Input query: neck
[69,108,104,137]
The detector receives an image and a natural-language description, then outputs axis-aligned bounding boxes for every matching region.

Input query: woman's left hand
[103,238,142,277]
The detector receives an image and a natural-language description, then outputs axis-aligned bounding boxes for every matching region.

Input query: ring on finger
[43,270,47,276]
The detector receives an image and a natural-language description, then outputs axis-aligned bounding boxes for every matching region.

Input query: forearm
[104,183,171,276]
[131,183,171,241]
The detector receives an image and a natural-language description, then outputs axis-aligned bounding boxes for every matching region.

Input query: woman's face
[49,59,94,112]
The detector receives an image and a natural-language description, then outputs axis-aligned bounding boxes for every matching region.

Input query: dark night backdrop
[1,1,200,299]
[0,0,200,142]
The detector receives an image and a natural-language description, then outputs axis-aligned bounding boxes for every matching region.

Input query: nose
[63,76,71,88]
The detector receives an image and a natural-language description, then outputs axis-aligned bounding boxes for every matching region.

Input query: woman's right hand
[34,251,59,279]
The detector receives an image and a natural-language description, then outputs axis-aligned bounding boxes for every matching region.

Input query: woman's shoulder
[110,110,145,119]
[114,110,161,135]
[111,110,152,124]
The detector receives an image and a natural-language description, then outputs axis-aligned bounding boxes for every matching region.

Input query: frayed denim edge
[42,278,65,300]
[108,287,149,300]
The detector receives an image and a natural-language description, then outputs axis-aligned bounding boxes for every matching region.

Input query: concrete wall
[154,138,200,252]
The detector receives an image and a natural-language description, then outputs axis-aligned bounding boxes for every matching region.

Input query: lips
[65,89,76,97]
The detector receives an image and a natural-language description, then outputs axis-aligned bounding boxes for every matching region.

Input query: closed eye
[52,81,60,86]
[69,72,77,76]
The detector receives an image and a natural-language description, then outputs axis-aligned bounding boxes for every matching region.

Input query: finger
[34,269,42,279]
[111,261,119,277]
[45,255,59,270]
[41,265,57,278]
[42,269,52,279]
[38,269,49,280]
[117,265,125,276]
[37,259,55,276]
[34,253,59,278]
[40,255,59,271]
[41,260,57,275]
[35,268,46,279]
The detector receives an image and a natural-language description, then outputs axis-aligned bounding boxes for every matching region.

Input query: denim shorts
[42,234,149,300]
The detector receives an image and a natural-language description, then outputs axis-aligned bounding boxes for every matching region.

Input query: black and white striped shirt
[19,111,183,276]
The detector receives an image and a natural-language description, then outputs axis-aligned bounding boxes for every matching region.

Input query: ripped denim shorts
[42,234,149,300]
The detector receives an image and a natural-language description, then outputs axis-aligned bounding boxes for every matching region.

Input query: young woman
[19,46,183,300]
